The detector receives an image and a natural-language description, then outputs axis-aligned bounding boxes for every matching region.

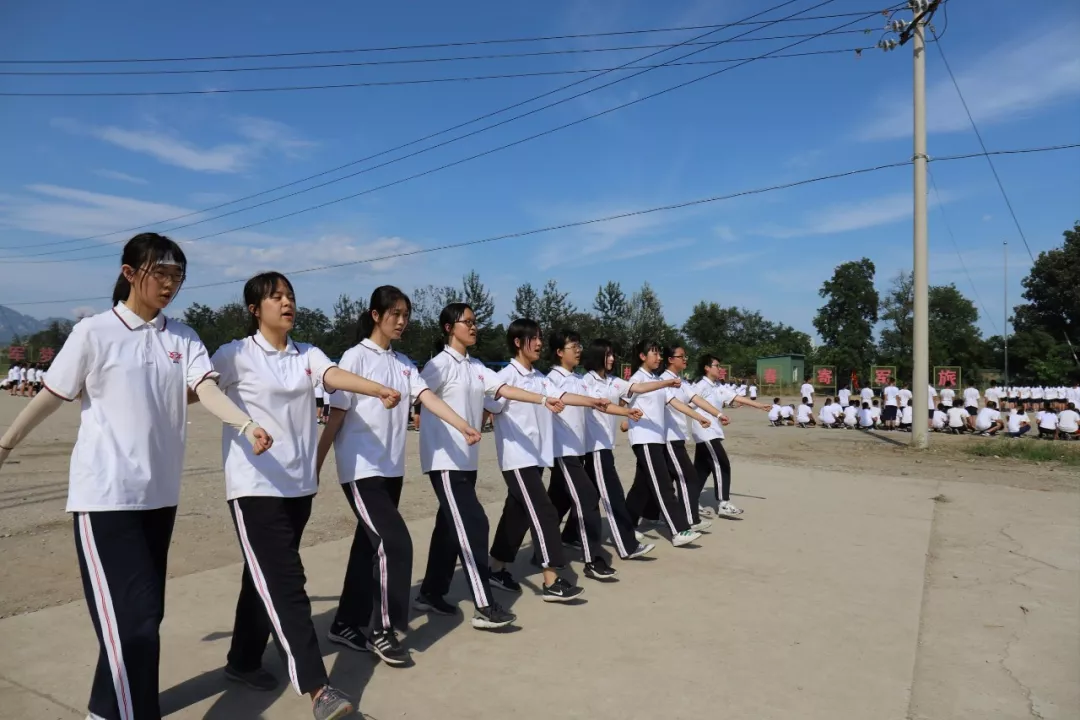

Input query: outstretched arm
[561,392,612,411]
[496,384,565,413]
[628,377,679,395]
[0,391,65,468]
[670,397,710,428]
[194,379,273,455]
[732,396,771,411]
[324,367,401,408]
[418,390,482,445]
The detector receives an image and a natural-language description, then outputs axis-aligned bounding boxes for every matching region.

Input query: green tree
[461,272,493,330]
[538,279,577,335]
[627,282,679,349]
[877,271,914,378]
[683,303,811,376]
[511,282,540,322]
[291,307,331,348]
[323,294,365,359]
[813,258,879,379]
[592,281,630,352]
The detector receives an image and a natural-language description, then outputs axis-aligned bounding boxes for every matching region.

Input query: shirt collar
[361,338,391,355]
[113,301,166,331]
[443,345,467,362]
[252,331,299,355]
[661,369,678,380]
[551,365,573,377]
[510,358,531,375]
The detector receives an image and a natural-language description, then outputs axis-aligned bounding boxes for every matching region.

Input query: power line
[4,0,874,260]
[0,46,874,97]
[1,143,1076,308]
[932,30,1079,364]
[926,168,999,335]
[0,0,848,253]
[0,10,895,65]
[0,29,880,76]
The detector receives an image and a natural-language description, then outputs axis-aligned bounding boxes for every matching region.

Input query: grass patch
[963,439,1080,466]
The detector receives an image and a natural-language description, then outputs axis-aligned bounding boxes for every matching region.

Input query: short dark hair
[547,328,581,364]
[507,318,542,355]
[773,397,781,404]
[243,271,294,336]
[113,232,187,306]
[697,353,720,379]
[583,338,613,374]
[358,285,411,341]
[437,302,472,352]
[633,338,662,367]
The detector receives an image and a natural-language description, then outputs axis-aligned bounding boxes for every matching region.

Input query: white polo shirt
[625,368,675,446]
[860,387,873,402]
[819,405,836,424]
[46,303,217,512]
[838,388,851,407]
[329,339,428,482]
[975,407,1001,431]
[932,409,947,429]
[940,387,956,405]
[844,405,859,425]
[800,383,815,402]
[546,366,588,458]
[947,407,969,428]
[486,359,556,471]
[660,369,695,442]
[419,346,505,473]
[899,388,913,407]
[213,332,335,501]
[1031,386,1044,400]
[1038,411,1058,430]
[1006,411,1028,434]
[901,404,913,424]
[780,405,794,419]
[858,408,874,427]
[963,387,980,407]
[768,404,782,422]
[582,371,630,452]
[927,385,938,410]
[796,404,812,424]
[883,386,900,407]
[690,378,727,441]
[1057,409,1079,433]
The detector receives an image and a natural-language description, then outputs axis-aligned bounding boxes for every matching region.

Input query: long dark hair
[358,285,412,341]
[112,233,187,306]
[507,318,541,356]
[583,338,613,374]
[243,271,294,336]
[436,302,473,353]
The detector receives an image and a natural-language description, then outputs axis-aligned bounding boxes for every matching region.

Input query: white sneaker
[634,530,646,543]
[690,519,712,532]
[698,505,715,518]
[719,501,744,516]
[672,530,702,547]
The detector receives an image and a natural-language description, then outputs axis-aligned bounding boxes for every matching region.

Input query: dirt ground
[0,394,1075,619]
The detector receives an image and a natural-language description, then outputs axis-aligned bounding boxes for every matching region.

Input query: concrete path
[0,462,1074,720]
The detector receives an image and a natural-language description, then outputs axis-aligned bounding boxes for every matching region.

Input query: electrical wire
[0,10,897,65]
[0,29,881,76]
[4,0,874,261]
[1,142,1076,308]
[0,0,852,252]
[927,168,999,335]
[0,46,875,96]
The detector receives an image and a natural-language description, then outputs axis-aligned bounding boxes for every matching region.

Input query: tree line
[6,222,1077,384]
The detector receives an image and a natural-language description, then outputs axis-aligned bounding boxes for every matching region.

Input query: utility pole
[1003,239,1009,384]
[910,1,931,449]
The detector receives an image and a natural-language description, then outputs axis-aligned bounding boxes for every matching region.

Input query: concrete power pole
[910,1,931,449]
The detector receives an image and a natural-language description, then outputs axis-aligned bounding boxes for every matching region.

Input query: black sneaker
[366,630,410,667]
[542,577,585,603]
[326,621,368,653]
[472,603,516,630]
[583,558,618,582]
[562,538,583,551]
[224,664,278,691]
[413,592,459,616]
[489,568,522,594]
[312,685,355,720]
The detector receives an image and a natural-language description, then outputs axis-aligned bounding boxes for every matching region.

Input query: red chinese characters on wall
[8,346,25,361]
[874,367,893,386]
[39,347,56,362]
[763,368,778,385]
[816,367,833,385]
[937,368,958,387]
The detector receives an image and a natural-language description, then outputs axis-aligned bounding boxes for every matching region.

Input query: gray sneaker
[313,686,355,720]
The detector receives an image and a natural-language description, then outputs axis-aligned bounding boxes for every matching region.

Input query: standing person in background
[314,383,326,425]
[212,272,408,717]
[927,384,939,420]
[0,234,291,720]
[800,378,815,408]
[486,319,599,602]
[882,379,900,431]
[838,384,851,409]
[963,384,980,415]
[860,384,874,406]
[413,303,519,630]
[317,286,483,666]
[748,380,758,402]
[940,381,956,408]
[898,381,912,410]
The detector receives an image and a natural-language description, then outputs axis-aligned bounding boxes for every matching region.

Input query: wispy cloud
[756,192,935,239]
[94,169,148,185]
[533,204,673,270]
[859,22,1080,141]
[697,250,764,269]
[0,184,195,239]
[52,116,316,173]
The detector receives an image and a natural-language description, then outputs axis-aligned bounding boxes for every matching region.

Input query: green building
[756,354,805,389]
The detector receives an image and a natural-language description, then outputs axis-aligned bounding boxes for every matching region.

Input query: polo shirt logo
[168,351,183,364]
[403,369,411,377]
[305,368,312,375]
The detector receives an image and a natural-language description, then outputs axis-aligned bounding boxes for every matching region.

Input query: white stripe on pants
[557,457,593,563]
[591,452,628,558]
[440,471,489,607]
[642,446,678,533]
[348,483,391,632]
[513,468,551,566]
[666,443,695,525]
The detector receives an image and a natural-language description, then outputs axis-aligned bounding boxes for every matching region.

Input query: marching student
[541,328,621,581]
[947,401,972,434]
[316,287,482,666]
[562,338,667,560]
[486,319,607,601]
[931,403,948,431]
[1036,403,1058,439]
[975,401,1005,436]
[796,397,816,428]
[838,384,851,409]
[1020,386,1032,412]
[212,273,407,717]
[962,384,981,415]
[0,235,306,720]
[882,379,900,430]
[314,383,326,425]
[843,402,859,428]
[413,303,524,629]
[1057,402,1080,440]
[800,378,815,408]
[623,338,709,547]
[858,402,876,429]
[1006,405,1031,438]
[656,344,721,531]
[691,354,769,516]
[7,362,21,396]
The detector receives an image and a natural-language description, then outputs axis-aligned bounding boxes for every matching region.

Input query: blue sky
[0,0,1077,342]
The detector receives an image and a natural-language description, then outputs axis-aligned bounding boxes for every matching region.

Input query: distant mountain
[0,305,69,344]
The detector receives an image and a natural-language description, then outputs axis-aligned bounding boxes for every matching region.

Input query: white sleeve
[305,345,337,391]
[184,329,219,392]
[480,363,506,397]
[42,320,92,401]
[405,357,430,404]
[210,342,240,392]
[327,349,357,411]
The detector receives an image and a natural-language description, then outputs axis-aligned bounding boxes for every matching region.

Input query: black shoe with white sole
[326,621,368,653]
[472,604,516,630]
[366,630,410,667]
[224,664,279,691]
[542,577,585,603]
[584,558,618,581]
[489,568,522,594]
[413,592,459,616]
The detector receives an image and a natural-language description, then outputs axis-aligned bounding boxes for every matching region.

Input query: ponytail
[112,232,186,305]
[358,285,411,343]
